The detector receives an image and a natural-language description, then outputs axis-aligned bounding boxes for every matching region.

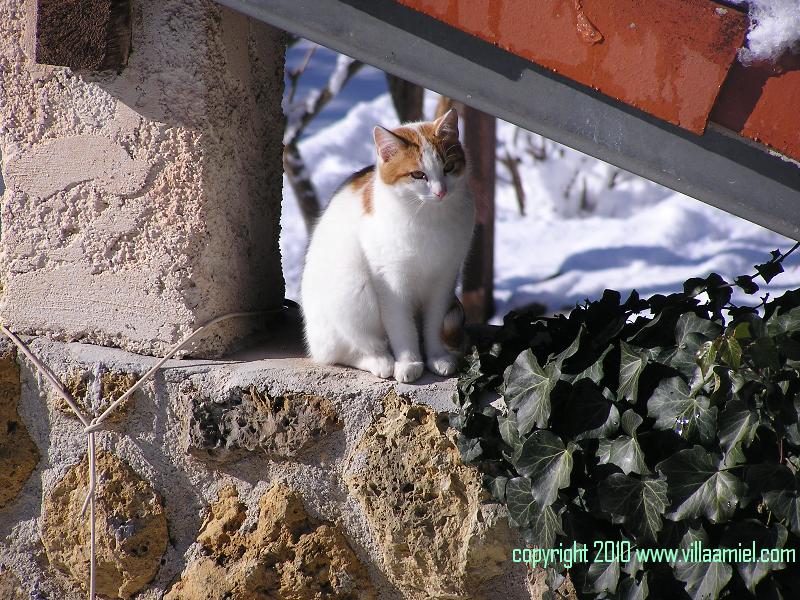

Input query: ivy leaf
[766,305,800,337]
[504,349,560,434]
[673,554,732,600]
[619,341,648,404]
[553,325,583,370]
[506,476,537,527]
[513,430,574,506]
[658,314,722,377]
[718,397,759,467]
[657,446,746,523]
[586,557,620,595]
[756,255,784,283]
[750,337,781,370]
[617,573,648,600]
[572,344,612,385]
[597,411,649,475]
[764,487,800,536]
[498,411,521,450]
[671,526,732,600]
[598,474,668,542]
[510,476,565,548]
[744,463,794,499]
[720,520,788,594]
[647,377,717,444]
[735,275,760,295]
[597,435,650,475]
[553,379,619,440]
[718,335,743,370]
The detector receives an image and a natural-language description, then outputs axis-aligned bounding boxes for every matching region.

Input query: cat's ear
[373,126,407,162]
[434,108,459,140]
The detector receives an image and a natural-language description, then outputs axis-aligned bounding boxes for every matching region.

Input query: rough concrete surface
[0,335,532,599]
[0,0,286,357]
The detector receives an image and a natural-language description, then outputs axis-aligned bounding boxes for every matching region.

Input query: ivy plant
[453,245,800,599]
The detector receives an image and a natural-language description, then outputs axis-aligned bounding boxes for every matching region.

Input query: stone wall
[0,0,286,358]
[0,322,534,599]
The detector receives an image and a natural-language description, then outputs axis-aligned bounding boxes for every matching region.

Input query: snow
[731,0,800,64]
[280,91,800,322]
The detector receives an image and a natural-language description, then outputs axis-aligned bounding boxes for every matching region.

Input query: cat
[301,108,475,383]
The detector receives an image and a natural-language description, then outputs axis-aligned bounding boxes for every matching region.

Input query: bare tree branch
[283,52,365,233]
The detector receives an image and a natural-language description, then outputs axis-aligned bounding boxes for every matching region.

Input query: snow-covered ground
[281,46,800,322]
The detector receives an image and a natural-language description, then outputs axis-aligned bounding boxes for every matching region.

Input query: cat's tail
[441,297,466,352]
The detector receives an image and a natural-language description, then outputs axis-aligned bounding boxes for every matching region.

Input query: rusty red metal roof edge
[394,0,747,135]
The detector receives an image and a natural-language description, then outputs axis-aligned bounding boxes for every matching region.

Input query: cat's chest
[361,208,469,276]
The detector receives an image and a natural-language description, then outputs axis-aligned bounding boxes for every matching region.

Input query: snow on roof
[731,0,800,64]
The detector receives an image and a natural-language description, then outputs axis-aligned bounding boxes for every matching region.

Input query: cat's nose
[435,187,447,199]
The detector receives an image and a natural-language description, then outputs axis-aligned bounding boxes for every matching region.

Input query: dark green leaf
[750,337,781,369]
[720,520,788,594]
[684,277,708,297]
[619,341,648,404]
[498,411,521,450]
[506,476,537,527]
[504,349,560,434]
[657,446,746,523]
[598,434,648,475]
[618,573,648,600]
[718,398,759,467]
[647,377,717,444]
[672,526,732,600]
[586,557,620,594]
[766,306,800,337]
[764,487,800,536]
[553,325,583,369]
[673,557,731,600]
[658,314,722,377]
[734,275,759,295]
[513,430,574,506]
[572,344,612,385]
[598,474,668,542]
[555,379,619,440]
[756,258,784,284]
[718,335,743,370]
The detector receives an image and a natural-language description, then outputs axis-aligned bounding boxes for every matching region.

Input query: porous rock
[0,564,25,599]
[0,341,40,508]
[165,483,375,599]
[187,388,341,461]
[344,391,512,599]
[61,368,137,421]
[527,569,578,600]
[41,451,168,599]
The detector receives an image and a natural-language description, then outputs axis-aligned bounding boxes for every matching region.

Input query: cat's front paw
[358,354,395,379]
[394,361,424,383]
[427,354,457,377]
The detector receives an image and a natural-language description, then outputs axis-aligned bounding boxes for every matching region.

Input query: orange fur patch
[341,165,376,214]
[377,123,465,184]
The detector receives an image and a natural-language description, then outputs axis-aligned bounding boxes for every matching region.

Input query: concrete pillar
[0,0,286,357]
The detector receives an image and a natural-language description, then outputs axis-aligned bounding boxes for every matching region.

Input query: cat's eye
[410,171,426,180]
[443,162,455,173]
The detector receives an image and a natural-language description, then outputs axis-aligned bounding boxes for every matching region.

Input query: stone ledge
[0,335,531,599]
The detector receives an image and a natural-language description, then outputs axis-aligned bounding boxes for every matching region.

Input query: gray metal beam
[218,0,800,240]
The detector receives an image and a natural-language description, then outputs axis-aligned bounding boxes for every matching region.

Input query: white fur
[301,120,475,383]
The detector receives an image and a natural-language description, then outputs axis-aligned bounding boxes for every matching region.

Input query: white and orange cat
[301,108,475,383]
